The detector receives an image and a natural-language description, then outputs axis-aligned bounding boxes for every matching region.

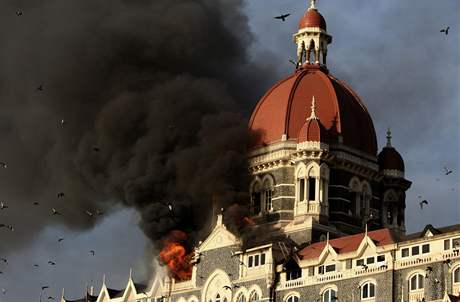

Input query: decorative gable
[198,215,240,253]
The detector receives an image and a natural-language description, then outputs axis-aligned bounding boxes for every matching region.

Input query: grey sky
[0,1,459,301]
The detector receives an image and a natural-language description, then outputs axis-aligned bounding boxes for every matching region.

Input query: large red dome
[249,65,378,155]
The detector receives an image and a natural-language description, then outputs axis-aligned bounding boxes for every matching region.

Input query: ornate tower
[247,1,411,244]
[378,129,411,235]
[294,0,332,65]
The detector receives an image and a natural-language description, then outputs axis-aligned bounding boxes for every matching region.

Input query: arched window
[215,293,221,302]
[287,296,300,302]
[454,267,460,284]
[361,282,376,299]
[236,293,246,302]
[297,168,307,202]
[361,183,371,218]
[409,274,424,291]
[249,291,260,302]
[349,178,361,217]
[251,181,262,215]
[262,177,274,213]
[322,288,337,302]
[308,169,316,201]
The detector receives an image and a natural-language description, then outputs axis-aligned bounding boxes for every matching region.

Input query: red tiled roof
[298,229,396,260]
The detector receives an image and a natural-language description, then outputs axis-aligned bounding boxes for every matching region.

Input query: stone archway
[202,269,232,302]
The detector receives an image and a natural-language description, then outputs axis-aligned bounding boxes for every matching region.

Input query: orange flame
[243,216,256,226]
[159,230,193,281]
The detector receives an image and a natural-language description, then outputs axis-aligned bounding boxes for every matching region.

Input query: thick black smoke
[0,0,274,254]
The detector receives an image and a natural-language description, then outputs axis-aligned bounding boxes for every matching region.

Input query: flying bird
[0,202,8,210]
[16,10,23,16]
[60,119,66,126]
[57,192,65,198]
[90,250,95,256]
[444,166,453,175]
[440,26,450,35]
[41,286,49,291]
[0,162,7,169]
[0,258,7,264]
[48,261,56,266]
[48,296,55,300]
[33,201,40,205]
[274,13,291,22]
[37,85,44,91]
[85,210,94,217]
[419,200,428,210]
[58,238,64,242]
[34,264,39,268]
[0,224,13,231]
[51,208,61,215]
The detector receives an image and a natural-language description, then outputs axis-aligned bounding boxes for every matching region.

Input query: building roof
[297,229,396,260]
[378,146,405,172]
[107,288,124,298]
[249,65,377,155]
[403,224,460,241]
[64,294,98,302]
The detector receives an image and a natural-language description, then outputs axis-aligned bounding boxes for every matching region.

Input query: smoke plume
[0,0,274,255]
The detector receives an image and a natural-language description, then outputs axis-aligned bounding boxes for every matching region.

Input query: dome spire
[307,96,318,120]
[386,128,392,147]
[309,0,317,10]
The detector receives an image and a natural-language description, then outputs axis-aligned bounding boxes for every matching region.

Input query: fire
[159,230,193,281]
[243,216,256,226]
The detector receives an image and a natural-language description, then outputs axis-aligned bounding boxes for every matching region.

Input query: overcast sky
[0,1,459,301]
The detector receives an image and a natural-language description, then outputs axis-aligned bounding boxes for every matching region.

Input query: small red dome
[298,118,328,143]
[249,65,377,155]
[299,9,327,30]
[378,147,405,172]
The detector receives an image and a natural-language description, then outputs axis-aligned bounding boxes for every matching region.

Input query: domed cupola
[298,96,328,144]
[378,129,405,177]
[294,0,332,66]
[299,0,327,30]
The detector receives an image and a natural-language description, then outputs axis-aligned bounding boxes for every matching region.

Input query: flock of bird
[0,183,101,300]
[417,165,455,210]
[0,77,104,300]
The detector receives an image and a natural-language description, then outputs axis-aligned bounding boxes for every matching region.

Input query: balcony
[408,290,424,302]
